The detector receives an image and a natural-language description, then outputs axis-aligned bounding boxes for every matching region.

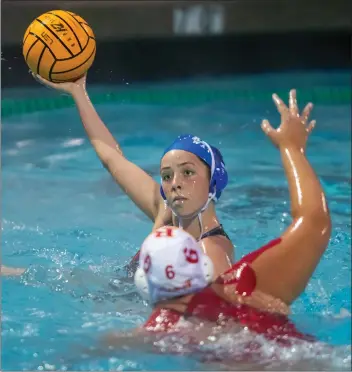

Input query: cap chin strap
[192,188,215,239]
[164,141,216,240]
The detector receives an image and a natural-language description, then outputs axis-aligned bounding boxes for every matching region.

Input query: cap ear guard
[134,266,150,301]
[200,254,214,284]
[210,145,228,200]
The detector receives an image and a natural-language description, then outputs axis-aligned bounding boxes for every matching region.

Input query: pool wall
[1,0,351,89]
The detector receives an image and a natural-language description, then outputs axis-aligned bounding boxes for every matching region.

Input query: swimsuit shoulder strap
[200,224,231,241]
[126,224,231,272]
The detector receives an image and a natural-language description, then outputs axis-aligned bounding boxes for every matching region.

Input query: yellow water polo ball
[23,10,96,82]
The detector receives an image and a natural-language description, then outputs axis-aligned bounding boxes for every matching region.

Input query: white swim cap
[134,226,214,304]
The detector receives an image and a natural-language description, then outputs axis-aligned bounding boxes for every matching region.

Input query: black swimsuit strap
[125,224,231,276]
[199,224,230,241]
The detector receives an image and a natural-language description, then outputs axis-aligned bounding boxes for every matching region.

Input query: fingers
[272,93,289,117]
[261,119,273,135]
[32,73,46,84]
[32,73,57,89]
[301,102,313,122]
[261,119,279,147]
[77,73,87,84]
[289,89,299,117]
[307,120,316,134]
[32,73,75,95]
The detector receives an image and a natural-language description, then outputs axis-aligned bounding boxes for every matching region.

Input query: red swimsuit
[143,238,315,344]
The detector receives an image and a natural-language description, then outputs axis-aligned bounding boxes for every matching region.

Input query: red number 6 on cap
[165,265,175,279]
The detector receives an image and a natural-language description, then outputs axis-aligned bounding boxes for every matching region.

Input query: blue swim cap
[160,134,228,202]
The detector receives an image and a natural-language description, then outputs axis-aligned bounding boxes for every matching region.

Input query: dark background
[1,0,351,88]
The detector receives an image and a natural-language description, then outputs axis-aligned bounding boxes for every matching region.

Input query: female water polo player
[91,226,316,362]
[33,73,331,305]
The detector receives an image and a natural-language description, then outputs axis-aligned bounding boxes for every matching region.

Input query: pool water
[2,72,351,370]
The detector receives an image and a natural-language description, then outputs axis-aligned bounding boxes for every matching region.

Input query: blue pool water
[2,72,351,370]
